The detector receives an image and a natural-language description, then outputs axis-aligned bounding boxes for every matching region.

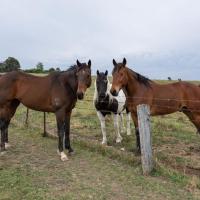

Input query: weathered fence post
[43,112,47,137]
[25,108,29,125]
[137,104,153,175]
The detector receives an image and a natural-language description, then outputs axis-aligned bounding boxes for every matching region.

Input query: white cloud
[0,0,200,79]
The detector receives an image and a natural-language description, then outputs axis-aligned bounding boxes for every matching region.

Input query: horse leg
[4,119,11,149]
[64,111,73,153]
[183,109,200,133]
[186,112,200,134]
[119,113,126,133]
[56,110,68,161]
[0,128,5,153]
[126,111,131,136]
[0,119,8,153]
[97,111,107,144]
[131,112,141,153]
[5,126,11,149]
[113,114,123,143]
[5,100,20,149]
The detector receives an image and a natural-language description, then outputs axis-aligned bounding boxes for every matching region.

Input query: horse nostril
[77,92,84,100]
[110,89,116,96]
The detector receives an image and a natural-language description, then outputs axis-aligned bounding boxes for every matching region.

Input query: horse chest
[95,98,118,114]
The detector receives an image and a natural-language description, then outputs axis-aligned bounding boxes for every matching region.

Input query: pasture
[1,77,200,199]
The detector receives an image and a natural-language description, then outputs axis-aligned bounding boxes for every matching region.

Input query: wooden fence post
[137,104,153,175]
[43,112,47,137]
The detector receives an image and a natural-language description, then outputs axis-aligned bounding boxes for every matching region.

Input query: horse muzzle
[110,89,118,96]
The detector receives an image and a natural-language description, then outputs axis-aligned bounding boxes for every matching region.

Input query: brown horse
[0,60,92,161]
[110,58,200,152]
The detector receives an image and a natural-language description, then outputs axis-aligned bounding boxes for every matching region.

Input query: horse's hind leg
[119,113,126,133]
[189,114,200,134]
[126,111,131,136]
[183,110,200,133]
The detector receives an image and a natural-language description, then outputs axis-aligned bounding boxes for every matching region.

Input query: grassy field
[1,77,200,199]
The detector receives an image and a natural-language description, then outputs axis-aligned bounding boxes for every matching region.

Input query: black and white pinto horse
[94,70,131,144]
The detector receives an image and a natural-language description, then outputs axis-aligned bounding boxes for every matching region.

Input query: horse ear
[105,70,108,76]
[88,60,91,68]
[77,59,82,67]
[123,58,127,66]
[96,70,100,75]
[113,59,117,66]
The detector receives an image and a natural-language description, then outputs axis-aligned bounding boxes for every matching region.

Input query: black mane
[129,68,152,87]
[66,65,78,72]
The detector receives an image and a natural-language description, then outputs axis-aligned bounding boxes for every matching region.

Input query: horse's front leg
[0,118,10,153]
[64,111,73,154]
[113,114,122,143]
[4,128,11,149]
[97,111,107,144]
[131,113,141,153]
[56,111,68,161]
[0,128,5,154]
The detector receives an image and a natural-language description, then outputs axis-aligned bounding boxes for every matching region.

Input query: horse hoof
[68,151,75,156]
[121,128,126,133]
[116,137,122,143]
[101,141,107,145]
[5,143,11,149]
[135,148,141,156]
[0,151,6,156]
[127,130,131,136]
[60,152,69,161]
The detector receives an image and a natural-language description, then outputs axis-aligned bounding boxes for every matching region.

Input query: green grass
[1,78,200,199]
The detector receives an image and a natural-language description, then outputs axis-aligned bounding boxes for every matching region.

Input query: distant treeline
[0,57,61,73]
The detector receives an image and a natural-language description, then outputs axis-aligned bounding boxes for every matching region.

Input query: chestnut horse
[0,60,92,161]
[110,58,200,152]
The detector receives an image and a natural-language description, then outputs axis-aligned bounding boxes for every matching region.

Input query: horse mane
[128,68,152,87]
[66,63,88,72]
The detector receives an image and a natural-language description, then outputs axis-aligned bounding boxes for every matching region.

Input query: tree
[56,67,61,72]
[49,67,55,73]
[0,62,5,72]
[168,77,172,81]
[36,62,44,72]
[3,57,20,72]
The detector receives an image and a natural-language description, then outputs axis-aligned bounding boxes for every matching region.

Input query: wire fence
[12,96,199,142]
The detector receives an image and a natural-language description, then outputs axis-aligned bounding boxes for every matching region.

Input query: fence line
[86,95,200,103]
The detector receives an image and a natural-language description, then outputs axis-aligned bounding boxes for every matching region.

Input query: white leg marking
[5,143,11,149]
[119,113,126,133]
[97,111,107,144]
[126,112,131,135]
[0,151,6,156]
[60,151,69,161]
[113,114,122,143]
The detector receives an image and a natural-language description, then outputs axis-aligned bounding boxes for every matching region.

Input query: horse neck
[62,70,78,95]
[125,69,152,97]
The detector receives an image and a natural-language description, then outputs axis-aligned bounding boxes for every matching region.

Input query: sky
[0,0,200,80]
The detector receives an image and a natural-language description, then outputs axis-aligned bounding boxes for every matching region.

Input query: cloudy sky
[0,0,200,79]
